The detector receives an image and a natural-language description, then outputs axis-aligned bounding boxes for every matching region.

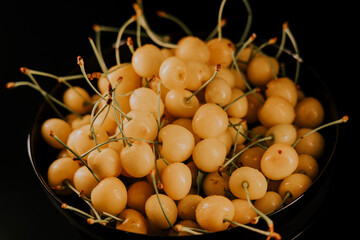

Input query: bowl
[27,43,339,240]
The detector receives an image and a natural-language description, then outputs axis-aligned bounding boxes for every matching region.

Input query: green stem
[88,37,108,73]
[150,170,175,230]
[242,181,280,239]
[236,0,253,47]
[283,24,300,84]
[157,11,193,36]
[61,203,94,219]
[217,0,227,41]
[184,64,221,102]
[223,88,258,111]
[224,217,279,239]
[50,132,100,183]
[292,115,348,148]
[222,135,273,169]
[115,15,137,65]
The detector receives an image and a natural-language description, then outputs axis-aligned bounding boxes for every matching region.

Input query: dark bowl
[27,44,339,240]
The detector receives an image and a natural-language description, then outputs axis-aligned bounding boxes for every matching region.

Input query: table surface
[1,1,356,239]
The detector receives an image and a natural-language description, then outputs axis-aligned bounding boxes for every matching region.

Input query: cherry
[161,162,192,200]
[41,118,72,149]
[261,143,299,180]
[195,195,235,232]
[90,177,127,216]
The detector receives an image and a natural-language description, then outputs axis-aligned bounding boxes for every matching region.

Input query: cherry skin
[278,173,312,204]
[294,128,325,159]
[87,147,122,180]
[164,89,200,118]
[207,38,234,68]
[195,195,235,232]
[41,118,72,149]
[116,208,148,235]
[294,154,319,180]
[229,166,267,200]
[254,191,282,214]
[122,109,158,142]
[192,103,229,139]
[261,143,299,180]
[265,77,298,106]
[202,171,229,196]
[192,138,227,173]
[90,177,127,216]
[159,56,190,91]
[63,86,92,114]
[145,194,178,229]
[129,87,165,119]
[120,141,155,178]
[161,162,192,200]
[47,157,80,194]
[126,181,154,215]
[158,124,195,163]
[257,96,295,128]
[177,194,203,220]
[175,36,210,63]
[247,54,279,87]
[294,97,324,128]
[231,198,257,224]
[131,44,164,77]
[73,165,99,198]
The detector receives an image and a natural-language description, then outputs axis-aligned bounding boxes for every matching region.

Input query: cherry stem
[283,23,300,84]
[49,131,100,183]
[223,217,280,239]
[174,224,209,235]
[77,56,106,101]
[150,169,175,230]
[223,88,259,111]
[276,191,292,211]
[20,68,66,120]
[242,181,281,240]
[221,135,273,170]
[205,19,226,42]
[156,10,193,36]
[292,115,349,148]
[24,68,92,110]
[235,0,253,47]
[8,81,82,119]
[133,3,178,49]
[61,203,94,219]
[115,15,137,65]
[88,37,108,73]
[62,179,102,221]
[275,22,287,60]
[63,179,91,202]
[231,50,253,91]
[184,64,221,103]
[102,211,124,224]
[217,0,227,41]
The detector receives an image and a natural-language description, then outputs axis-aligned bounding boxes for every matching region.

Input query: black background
[0,0,357,239]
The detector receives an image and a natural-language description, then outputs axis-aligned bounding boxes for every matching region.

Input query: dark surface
[0,0,357,239]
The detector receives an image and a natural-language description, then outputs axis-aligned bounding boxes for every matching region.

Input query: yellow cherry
[261,143,299,180]
[158,124,195,163]
[90,177,127,215]
[161,162,192,200]
[145,194,178,229]
[116,208,148,235]
[120,141,155,178]
[192,103,228,139]
[229,166,267,200]
[127,181,154,215]
[195,195,235,232]
[41,118,72,149]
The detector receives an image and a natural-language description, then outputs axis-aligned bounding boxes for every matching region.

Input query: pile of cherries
[8,0,347,239]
